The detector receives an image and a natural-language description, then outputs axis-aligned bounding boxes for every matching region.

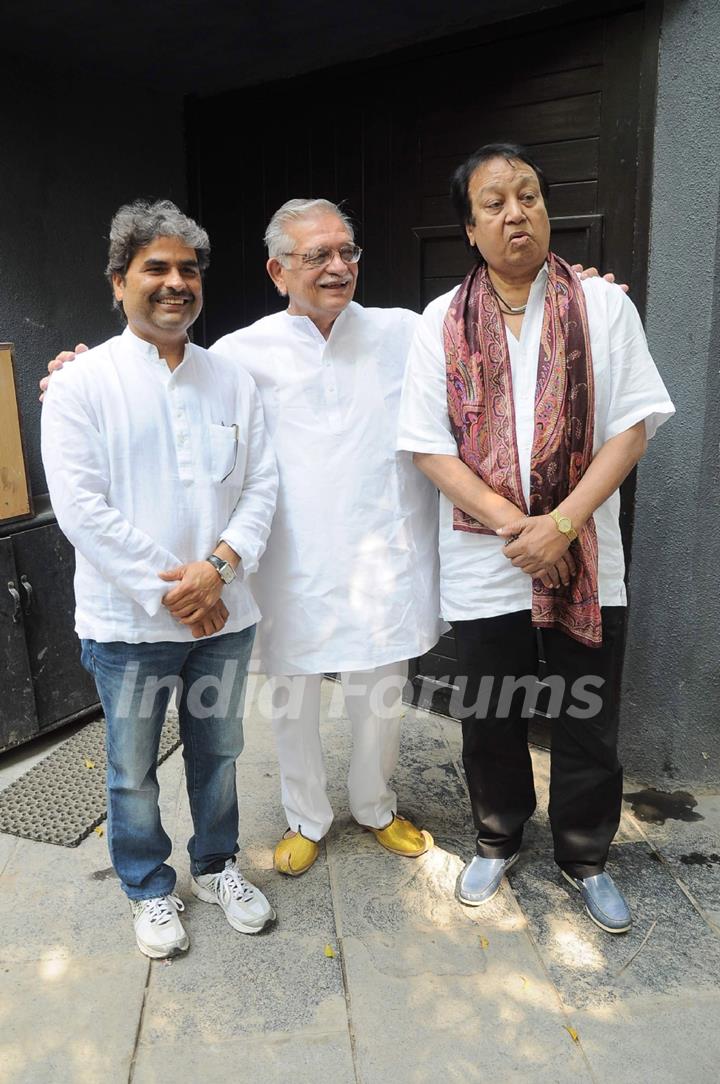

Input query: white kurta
[212,302,442,675]
[41,328,278,643]
[397,271,676,622]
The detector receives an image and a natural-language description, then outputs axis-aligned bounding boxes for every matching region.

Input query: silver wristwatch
[206,554,237,584]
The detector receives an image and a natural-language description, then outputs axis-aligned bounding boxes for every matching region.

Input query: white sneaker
[131,894,189,959]
[191,859,276,934]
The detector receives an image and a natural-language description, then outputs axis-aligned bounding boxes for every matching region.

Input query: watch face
[208,556,235,583]
[558,516,572,533]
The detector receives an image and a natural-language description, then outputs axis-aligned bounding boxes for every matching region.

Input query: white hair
[264,198,354,261]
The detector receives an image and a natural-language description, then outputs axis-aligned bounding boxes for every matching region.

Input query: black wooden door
[12,524,97,731]
[0,537,37,748]
[190,4,649,330]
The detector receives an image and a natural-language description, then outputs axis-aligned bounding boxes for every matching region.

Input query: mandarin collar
[121,326,193,367]
[282,303,352,346]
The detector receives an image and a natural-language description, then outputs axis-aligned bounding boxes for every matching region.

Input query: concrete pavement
[1,678,719,1083]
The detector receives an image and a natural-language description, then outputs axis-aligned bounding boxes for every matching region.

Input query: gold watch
[549,508,578,543]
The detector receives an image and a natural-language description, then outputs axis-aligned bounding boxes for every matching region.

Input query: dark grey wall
[622,0,720,788]
[0,60,187,499]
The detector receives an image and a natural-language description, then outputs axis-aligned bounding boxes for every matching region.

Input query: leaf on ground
[564,1026,580,1043]
[84,758,95,770]
[324,944,336,958]
[479,936,489,949]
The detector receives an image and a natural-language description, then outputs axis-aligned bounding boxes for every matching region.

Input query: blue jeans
[81,627,255,900]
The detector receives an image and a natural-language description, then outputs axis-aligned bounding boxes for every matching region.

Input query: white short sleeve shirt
[397,270,676,621]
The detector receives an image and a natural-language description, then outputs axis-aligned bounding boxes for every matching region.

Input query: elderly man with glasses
[210,198,442,875]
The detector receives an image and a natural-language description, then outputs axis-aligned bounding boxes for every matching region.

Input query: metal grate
[0,712,181,847]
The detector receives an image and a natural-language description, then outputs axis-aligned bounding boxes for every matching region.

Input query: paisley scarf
[443,253,601,647]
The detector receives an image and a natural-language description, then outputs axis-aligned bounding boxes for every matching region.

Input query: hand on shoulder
[39,343,89,401]
[571,264,629,294]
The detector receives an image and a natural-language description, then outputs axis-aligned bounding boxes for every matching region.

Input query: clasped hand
[160,561,227,639]
[497,515,576,590]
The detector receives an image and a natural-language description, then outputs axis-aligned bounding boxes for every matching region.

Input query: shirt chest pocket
[209,423,245,484]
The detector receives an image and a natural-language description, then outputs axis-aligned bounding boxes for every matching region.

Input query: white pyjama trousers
[269,661,409,841]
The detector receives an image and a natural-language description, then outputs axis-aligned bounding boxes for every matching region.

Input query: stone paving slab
[511,839,720,1012]
[0,952,147,1084]
[131,1031,356,1084]
[570,990,720,1083]
[327,830,518,937]
[0,831,129,962]
[341,931,592,1084]
[0,865,132,965]
[169,852,337,942]
[140,927,346,1043]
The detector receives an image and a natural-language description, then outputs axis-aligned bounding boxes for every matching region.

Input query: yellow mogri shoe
[365,814,433,857]
[273,830,320,877]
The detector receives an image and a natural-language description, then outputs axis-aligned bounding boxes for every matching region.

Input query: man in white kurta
[212,198,442,874]
[42,200,279,958]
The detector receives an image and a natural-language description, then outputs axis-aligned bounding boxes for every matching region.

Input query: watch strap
[206,554,236,583]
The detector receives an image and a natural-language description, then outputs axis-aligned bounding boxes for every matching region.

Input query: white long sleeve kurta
[41,327,278,643]
[397,272,676,621]
[212,302,443,675]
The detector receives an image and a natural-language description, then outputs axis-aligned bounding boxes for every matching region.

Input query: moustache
[152,290,195,302]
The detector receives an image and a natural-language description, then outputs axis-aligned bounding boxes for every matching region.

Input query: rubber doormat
[0,712,181,848]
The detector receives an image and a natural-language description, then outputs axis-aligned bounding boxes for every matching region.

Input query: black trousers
[452,608,625,879]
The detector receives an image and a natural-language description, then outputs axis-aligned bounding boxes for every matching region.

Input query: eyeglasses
[280,244,363,269]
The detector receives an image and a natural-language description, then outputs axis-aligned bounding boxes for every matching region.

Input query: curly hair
[105,199,210,310]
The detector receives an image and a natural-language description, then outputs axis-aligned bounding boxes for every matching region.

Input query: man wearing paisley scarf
[398,143,674,934]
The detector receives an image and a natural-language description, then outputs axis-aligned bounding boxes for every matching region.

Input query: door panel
[416,215,603,309]
[0,537,37,749]
[12,524,98,730]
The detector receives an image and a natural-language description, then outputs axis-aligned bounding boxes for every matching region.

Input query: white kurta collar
[531,261,549,289]
[121,325,193,368]
[281,304,354,348]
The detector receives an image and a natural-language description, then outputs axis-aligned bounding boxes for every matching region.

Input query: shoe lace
[213,864,255,907]
[137,894,185,926]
